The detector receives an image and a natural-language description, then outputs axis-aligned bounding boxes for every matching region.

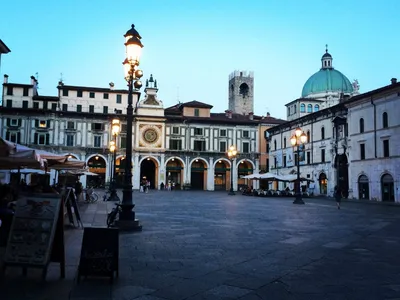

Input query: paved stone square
[2,191,400,299]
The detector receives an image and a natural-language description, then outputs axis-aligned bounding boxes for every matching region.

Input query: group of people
[140,179,151,193]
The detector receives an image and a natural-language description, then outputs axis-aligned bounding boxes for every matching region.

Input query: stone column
[159,154,165,190]
[133,153,140,190]
[254,159,260,189]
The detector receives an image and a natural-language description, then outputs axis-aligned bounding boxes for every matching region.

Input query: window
[93,136,102,148]
[23,101,28,109]
[242,142,249,153]
[307,130,311,143]
[10,119,18,126]
[62,104,68,111]
[314,104,320,112]
[43,101,48,110]
[51,103,57,111]
[116,94,122,104]
[359,118,364,133]
[120,136,126,148]
[115,109,122,114]
[6,131,20,143]
[6,100,12,108]
[194,108,200,117]
[172,127,179,134]
[121,124,127,132]
[294,104,297,113]
[383,140,390,157]
[77,104,82,112]
[220,129,226,137]
[283,155,287,167]
[62,89,68,96]
[33,102,39,109]
[283,137,286,148]
[67,121,75,129]
[92,123,103,131]
[34,133,50,145]
[23,87,29,96]
[382,112,388,128]
[77,90,83,97]
[360,143,365,160]
[307,104,312,113]
[321,149,325,163]
[300,103,305,112]
[344,123,348,137]
[243,131,249,138]
[287,107,290,116]
[306,151,311,164]
[89,105,94,113]
[39,120,47,128]
[219,141,226,152]
[194,128,203,135]
[194,140,205,151]
[274,140,277,150]
[266,158,269,172]
[274,157,277,168]
[103,106,108,114]
[104,93,109,99]
[6,87,13,95]
[66,134,74,146]
[170,139,182,150]
[321,127,325,139]
[89,92,95,98]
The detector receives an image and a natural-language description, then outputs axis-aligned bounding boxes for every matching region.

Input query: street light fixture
[290,127,307,205]
[227,145,238,196]
[118,24,143,231]
[107,117,120,201]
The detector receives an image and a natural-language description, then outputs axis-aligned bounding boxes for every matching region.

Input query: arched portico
[358,174,369,200]
[114,155,127,188]
[214,159,230,191]
[381,173,394,202]
[237,160,254,191]
[165,157,185,189]
[189,158,209,190]
[139,156,160,189]
[86,154,107,188]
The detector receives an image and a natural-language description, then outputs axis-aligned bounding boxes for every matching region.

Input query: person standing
[334,185,342,209]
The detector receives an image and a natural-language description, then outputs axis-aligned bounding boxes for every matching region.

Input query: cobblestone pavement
[2,191,400,300]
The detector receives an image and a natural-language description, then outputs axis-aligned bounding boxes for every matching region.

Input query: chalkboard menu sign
[3,195,61,268]
[78,227,119,282]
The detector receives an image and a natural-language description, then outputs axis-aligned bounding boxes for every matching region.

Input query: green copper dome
[301,48,354,98]
[301,69,354,98]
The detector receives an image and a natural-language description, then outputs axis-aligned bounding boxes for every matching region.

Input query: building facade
[0,72,284,191]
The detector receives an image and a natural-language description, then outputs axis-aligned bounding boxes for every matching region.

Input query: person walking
[334,185,342,209]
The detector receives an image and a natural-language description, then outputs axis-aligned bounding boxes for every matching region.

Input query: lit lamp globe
[110,141,116,152]
[300,132,307,144]
[290,135,297,146]
[112,118,121,136]
[295,127,302,137]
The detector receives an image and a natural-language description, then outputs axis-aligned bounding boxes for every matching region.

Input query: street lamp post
[290,127,307,205]
[227,145,238,196]
[118,24,144,231]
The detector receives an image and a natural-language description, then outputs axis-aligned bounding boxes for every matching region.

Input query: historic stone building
[0,72,284,191]
[228,70,254,115]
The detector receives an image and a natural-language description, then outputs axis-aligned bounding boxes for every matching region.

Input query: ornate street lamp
[227,145,238,196]
[119,24,143,230]
[290,127,308,204]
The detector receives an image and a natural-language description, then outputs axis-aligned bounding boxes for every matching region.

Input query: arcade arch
[140,156,159,189]
[190,158,208,190]
[165,157,185,189]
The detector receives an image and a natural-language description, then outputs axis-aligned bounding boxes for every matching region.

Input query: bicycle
[107,203,122,228]
[85,188,99,203]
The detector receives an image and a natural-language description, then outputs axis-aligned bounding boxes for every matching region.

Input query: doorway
[335,154,349,198]
[140,158,156,189]
[190,160,207,190]
[381,174,394,202]
[319,173,327,195]
[358,175,369,200]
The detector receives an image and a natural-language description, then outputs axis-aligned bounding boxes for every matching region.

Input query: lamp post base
[293,195,305,205]
[117,204,142,231]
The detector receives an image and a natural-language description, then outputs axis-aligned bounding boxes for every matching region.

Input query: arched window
[307,130,311,143]
[321,127,325,140]
[359,118,364,133]
[274,140,277,150]
[314,104,320,112]
[307,104,312,113]
[283,137,287,148]
[382,112,388,128]
[300,103,305,113]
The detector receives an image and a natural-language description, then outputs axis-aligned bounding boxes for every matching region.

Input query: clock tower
[228,70,254,115]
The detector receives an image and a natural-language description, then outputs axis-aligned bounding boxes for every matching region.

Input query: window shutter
[47,120,51,128]
[17,132,21,143]
[6,131,10,140]
[18,119,22,127]
[45,133,50,145]
[35,120,39,128]
[6,118,10,127]
[34,133,38,144]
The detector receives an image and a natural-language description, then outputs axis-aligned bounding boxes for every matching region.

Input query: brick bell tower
[228,70,254,115]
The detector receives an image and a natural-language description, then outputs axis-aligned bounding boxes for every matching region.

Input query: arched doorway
[190,159,207,190]
[87,155,106,188]
[381,174,394,202]
[319,173,327,195]
[237,161,253,191]
[214,160,229,191]
[358,175,369,200]
[140,158,157,189]
[166,158,184,190]
[335,154,349,198]
[115,156,126,188]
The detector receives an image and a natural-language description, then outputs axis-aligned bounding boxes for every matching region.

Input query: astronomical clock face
[139,124,162,148]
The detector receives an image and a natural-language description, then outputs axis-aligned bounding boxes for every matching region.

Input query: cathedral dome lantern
[321,45,333,69]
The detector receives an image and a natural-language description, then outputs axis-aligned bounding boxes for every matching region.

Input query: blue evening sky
[1,0,399,119]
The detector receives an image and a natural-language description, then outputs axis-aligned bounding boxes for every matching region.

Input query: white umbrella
[242,173,262,180]
[259,172,280,180]
[10,168,48,174]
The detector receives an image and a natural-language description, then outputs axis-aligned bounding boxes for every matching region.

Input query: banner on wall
[299,144,306,165]
[286,148,294,167]
[276,150,283,168]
